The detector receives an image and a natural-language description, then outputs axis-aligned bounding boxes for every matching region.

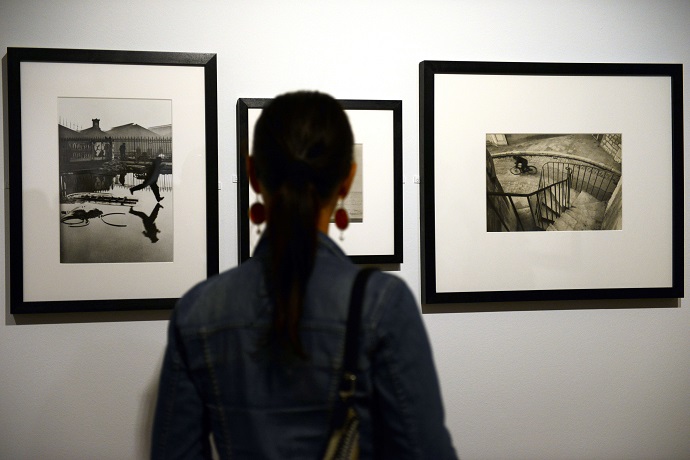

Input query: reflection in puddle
[59,171,173,263]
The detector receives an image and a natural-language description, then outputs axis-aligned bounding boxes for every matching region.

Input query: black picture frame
[7,47,219,313]
[237,97,403,264]
[420,60,683,305]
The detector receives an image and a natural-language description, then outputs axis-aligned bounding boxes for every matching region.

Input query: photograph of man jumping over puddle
[486,134,622,232]
[58,97,173,263]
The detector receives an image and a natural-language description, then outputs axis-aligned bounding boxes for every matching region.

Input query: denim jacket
[151,233,457,459]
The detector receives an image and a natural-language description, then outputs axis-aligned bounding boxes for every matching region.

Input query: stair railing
[488,161,620,232]
[488,176,570,231]
[540,162,620,201]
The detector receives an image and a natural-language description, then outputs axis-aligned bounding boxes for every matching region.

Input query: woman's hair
[252,91,354,357]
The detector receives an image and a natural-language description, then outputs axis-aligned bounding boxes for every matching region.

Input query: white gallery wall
[1,1,688,458]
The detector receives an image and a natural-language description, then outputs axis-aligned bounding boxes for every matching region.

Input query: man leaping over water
[130,154,165,202]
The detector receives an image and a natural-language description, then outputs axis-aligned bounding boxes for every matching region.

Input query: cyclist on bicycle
[513,155,529,172]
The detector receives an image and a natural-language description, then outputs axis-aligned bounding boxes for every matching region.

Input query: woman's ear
[246,156,262,194]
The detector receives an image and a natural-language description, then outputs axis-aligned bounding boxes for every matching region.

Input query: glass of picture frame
[236,97,403,265]
[7,47,219,313]
[419,60,683,305]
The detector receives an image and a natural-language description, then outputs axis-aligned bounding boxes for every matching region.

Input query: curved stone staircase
[542,189,606,231]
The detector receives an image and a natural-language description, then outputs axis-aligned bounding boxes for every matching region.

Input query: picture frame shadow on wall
[236,97,403,265]
[7,47,219,314]
[419,60,684,307]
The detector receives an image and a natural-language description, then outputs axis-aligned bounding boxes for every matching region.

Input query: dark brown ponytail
[252,92,354,357]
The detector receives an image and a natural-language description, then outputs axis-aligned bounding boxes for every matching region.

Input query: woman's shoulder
[172,259,265,329]
[364,270,419,317]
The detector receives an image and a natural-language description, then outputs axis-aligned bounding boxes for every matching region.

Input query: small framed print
[8,47,219,313]
[236,98,402,264]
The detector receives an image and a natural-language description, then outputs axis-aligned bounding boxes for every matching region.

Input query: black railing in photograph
[488,162,620,231]
[488,177,570,231]
[532,174,571,230]
[60,136,172,163]
[538,162,619,202]
[113,136,172,160]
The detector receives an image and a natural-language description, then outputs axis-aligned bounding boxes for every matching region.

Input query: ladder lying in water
[64,192,138,206]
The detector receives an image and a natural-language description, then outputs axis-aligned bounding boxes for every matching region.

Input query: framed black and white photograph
[8,47,219,313]
[486,133,622,232]
[236,98,402,264]
[420,60,683,305]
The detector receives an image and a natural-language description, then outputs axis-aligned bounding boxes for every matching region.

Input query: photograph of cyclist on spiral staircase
[58,97,174,263]
[486,133,622,232]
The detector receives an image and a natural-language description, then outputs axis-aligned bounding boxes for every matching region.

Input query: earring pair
[249,197,349,238]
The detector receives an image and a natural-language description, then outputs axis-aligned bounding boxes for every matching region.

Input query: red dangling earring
[334,199,349,241]
[249,197,266,234]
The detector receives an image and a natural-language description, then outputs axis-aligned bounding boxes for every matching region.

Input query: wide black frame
[7,47,219,313]
[237,97,403,264]
[420,60,684,305]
